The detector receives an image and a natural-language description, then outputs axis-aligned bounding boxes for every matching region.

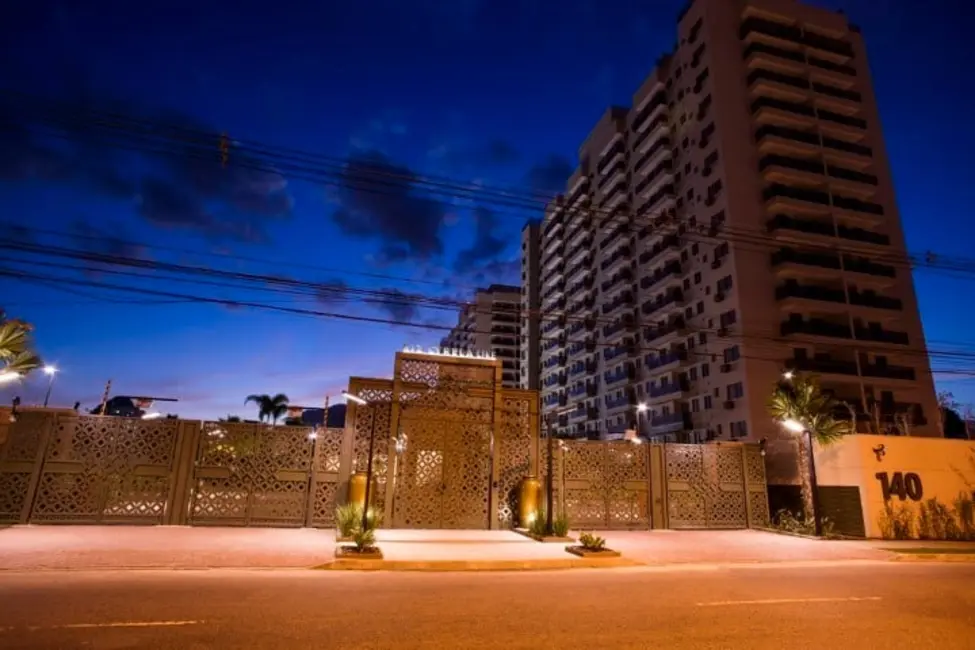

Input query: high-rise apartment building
[519,222,542,391]
[531,0,940,453]
[441,284,521,387]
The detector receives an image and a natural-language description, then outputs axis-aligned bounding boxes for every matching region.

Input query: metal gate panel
[494,394,537,528]
[665,443,748,529]
[308,427,347,527]
[560,441,650,529]
[188,421,313,527]
[29,415,181,524]
[0,411,54,523]
[391,421,444,528]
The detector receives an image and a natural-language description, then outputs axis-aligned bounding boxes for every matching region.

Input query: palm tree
[244,393,290,424]
[767,373,852,523]
[0,316,42,378]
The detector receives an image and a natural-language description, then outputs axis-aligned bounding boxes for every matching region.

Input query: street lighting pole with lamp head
[781,416,823,536]
[342,389,376,533]
[42,365,58,407]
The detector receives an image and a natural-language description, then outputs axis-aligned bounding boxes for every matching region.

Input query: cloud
[0,90,294,246]
[371,288,420,322]
[471,259,521,286]
[71,221,148,261]
[427,138,520,171]
[314,279,349,306]
[454,206,509,273]
[524,154,574,197]
[331,150,446,261]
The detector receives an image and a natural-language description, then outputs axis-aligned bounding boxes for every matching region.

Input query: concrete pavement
[0,563,972,648]
[0,526,896,572]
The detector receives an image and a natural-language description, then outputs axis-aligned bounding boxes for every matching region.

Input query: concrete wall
[814,435,975,538]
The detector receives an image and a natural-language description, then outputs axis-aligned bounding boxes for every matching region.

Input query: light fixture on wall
[872,444,886,461]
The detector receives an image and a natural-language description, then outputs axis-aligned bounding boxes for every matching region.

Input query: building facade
[441,284,521,387]
[532,0,939,452]
[519,221,542,391]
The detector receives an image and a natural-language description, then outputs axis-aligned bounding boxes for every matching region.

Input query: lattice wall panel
[665,444,753,529]
[560,441,650,529]
[189,421,313,527]
[392,421,444,528]
[745,445,771,527]
[310,427,346,527]
[31,416,180,524]
[351,389,393,517]
[0,411,50,523]
[440,423,492,529]
[496,396,533,527]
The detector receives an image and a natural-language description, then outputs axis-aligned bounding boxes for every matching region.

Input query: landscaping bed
[565,545,621,559]
[335,546,383,560]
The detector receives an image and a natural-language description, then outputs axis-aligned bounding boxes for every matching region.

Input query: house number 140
[875,471,923,502]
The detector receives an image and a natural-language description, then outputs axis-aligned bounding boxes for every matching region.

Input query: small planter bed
[566,545,621,559]
[514,528,574,543]
[335,546,384,560]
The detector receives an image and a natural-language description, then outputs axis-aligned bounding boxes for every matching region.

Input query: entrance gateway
[348,350,769,531]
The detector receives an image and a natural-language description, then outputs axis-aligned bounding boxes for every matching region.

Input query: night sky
[1,0,972,420]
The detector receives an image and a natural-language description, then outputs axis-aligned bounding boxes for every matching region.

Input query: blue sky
[1,0,973,419]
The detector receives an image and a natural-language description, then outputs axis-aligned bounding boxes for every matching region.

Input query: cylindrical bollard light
[519,476,541,528]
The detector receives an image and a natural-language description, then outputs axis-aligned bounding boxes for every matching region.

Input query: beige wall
[814,435,975,538]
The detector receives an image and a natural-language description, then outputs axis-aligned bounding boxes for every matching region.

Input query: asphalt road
[1,563,973,649]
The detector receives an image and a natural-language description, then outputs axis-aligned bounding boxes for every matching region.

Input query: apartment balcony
[644,317,687,347]
[565,239,592,266]
[634,134,671,174]
[821,135,873,169]
[832,194,884,226]
[861,362,916,382]
[604,343,629,363]
[638,184,676,218]
[597,138,626,176]
[605,390,637,412]
[602,291,634,318]
[756,124,822,158]
[602,315,635,342]
[780,316,853,341]
[568,405,589,422]
[775,282,846,310]
[849,289,902,311]
[640,261,682,293]
[634,160,673,204]
[641,289,684,319]
[742,40,805,75]
[763,183,831,216]
[638,234,681,266]
[767,214,890,248]
[543,353,566,370]
[739,16,854,62]
[747,67,810,103]
[785,356,859,379]
[647,378,689,404]
[771,247,841,281]
[843,255,897,288]
[644,348,687,373]
[649,411,691,435]
[603,364,636,387]
[542,208,565,239]
[812,81,862,112]
[631,90,668,135]
[855,326,909,346]
[566,176,590,209]
[750,96,817,133]
[601,269,633,293]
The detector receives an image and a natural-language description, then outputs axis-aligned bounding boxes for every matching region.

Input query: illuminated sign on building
[401,345,496,360]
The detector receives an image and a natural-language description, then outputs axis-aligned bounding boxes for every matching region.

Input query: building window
[719,310,737,327]
[717,275,733,292]
[696,301,704,315]
[704,395,713,409]
[694,272,702,285]
[723,345,740,363]
[698,332,707,344]
[691,398,700,412]
[727,382,744,399]
[730,421,748,438]
[702,363,710,377]
[689,367,698,380]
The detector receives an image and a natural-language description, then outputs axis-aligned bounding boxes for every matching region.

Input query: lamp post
[343,390,377,533]
[781,417,822,536]
[42,365,58,407]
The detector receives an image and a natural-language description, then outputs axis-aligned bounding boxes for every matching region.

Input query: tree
[244,393,290,423]
[767,373,852,522]
[0,315,42,378]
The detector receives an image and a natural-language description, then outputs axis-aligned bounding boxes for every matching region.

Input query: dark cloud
[71,221,148,261]
[454,206,508,273]
[471,259,521,286]
[331,150,446,261]
[314,279,349,306]
[524,154,574,197]
[0,89,293,246]
[371,288,420,322]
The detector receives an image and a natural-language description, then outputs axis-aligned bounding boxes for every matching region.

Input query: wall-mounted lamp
[872,444,886,461]
[758,437,768,457]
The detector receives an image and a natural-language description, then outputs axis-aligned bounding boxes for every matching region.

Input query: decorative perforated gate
[0,411,184,524]
[185,422,346,527]
[664,443,770,529]
[557,441,651,529]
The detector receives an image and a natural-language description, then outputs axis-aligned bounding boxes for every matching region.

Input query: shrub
[578,532,606,551]
[365,507,383,532]
[552,512,570,538]
[352,526,376,552]
[528,509,548,536]
[878,502,916,540]
[336,503,360,537]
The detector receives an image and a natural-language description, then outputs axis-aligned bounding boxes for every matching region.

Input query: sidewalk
[0,526,897,572]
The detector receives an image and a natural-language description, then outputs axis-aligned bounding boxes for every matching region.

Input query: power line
[7,89,975,280]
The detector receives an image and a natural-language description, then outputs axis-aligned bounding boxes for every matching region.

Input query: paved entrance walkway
[0,526,895,572]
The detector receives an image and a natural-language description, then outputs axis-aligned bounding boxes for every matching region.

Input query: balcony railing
[780,317,853,340]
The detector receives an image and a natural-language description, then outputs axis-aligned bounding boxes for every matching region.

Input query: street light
[778,417,823,536]
[42,365,58,407]
[342,389,376,534]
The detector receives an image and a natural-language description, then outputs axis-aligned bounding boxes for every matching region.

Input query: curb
[890,553,975,563]
[313,557,642,572]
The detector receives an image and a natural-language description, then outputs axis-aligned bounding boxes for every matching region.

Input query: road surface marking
[12,620,205,632]
[696,596,882,607]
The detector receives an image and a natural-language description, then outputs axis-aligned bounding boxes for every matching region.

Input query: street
[1,563,973,648]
